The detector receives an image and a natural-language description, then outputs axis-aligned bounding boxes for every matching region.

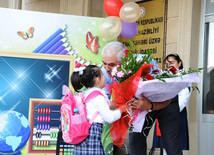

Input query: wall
[0,0,8,8]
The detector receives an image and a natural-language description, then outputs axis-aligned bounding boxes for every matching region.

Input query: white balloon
[99,16,122,40]
[120,2,141,23]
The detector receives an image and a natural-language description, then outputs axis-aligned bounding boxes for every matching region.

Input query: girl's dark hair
[70,65,101,92]
[164,53,183,69]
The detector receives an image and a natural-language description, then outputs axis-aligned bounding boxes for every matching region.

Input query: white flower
[111,66,118,77]
[136,57,142,62]
[177,69,185,76]
[117,71,125,78]
[127,70,132,75]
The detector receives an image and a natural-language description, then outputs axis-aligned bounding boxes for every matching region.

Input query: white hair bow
[74,67,86,75]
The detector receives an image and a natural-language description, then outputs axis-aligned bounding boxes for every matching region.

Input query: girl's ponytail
[70,71,84,92]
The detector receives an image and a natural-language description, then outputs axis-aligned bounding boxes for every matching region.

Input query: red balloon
[104,0,123,17]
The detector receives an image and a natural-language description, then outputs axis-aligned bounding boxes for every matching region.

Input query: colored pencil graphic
[45,38,67,54]
[38,32,67,53]
[81,60,91,67]
[68,50,77,55]
[52,42,69,54]
[75,59,86,68]
[75,56,82,64]
[59,46,72,55]
[32,25,67,53]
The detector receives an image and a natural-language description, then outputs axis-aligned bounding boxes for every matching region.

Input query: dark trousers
[129,96,182,155]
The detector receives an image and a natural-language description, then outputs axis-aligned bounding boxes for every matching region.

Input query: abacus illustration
[26,98,63,155]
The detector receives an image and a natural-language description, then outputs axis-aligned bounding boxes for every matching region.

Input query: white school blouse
[178,86,192,112]
[84,87,121,124]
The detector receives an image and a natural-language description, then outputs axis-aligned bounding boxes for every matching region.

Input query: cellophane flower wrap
[110,63,154,148]
[109,40,155,148]
[109,40,202,148]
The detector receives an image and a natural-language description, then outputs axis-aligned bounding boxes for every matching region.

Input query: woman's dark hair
[164,53,183,69]
[70,65,101,92]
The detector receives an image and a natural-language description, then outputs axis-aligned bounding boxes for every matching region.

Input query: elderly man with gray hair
[101,41,182,155]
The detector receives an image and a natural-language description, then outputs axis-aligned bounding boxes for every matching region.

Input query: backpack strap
[89,112,99,124]
[83,90,104,102]
[83,90,105,124]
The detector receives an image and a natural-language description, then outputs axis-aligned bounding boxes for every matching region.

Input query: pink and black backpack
[60,85,103,144]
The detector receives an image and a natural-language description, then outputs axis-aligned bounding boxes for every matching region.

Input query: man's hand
[153,99,171,110]
[129,95,152,111]
[129,95,171,111]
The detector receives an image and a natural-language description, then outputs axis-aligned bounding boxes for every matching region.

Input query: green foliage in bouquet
[151,66,203,93]
[183,68,203,93]
[114,40,153,83]
[153,67,203,81]
[182,67,203,75]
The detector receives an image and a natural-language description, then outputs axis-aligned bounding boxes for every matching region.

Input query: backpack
[60,85,103,144]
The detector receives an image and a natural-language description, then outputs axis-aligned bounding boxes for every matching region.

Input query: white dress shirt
[84,87,121,124]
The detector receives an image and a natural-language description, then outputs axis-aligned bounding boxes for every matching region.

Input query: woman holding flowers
[151,54,192,155]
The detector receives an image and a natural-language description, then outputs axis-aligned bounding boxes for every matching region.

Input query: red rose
[123,49,129,58]
[152,69,160,74]
[123,49,134,58]
[145,74,154,80]
[168,66,177,74]
[141,64,152,76]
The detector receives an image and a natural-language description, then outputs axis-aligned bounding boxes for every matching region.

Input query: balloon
[99,16,122,41]
[119,2,141,23]
[120,21,138,38]
[103,0,123,17]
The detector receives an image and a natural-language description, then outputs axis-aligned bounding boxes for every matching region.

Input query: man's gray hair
[102,42,127,63]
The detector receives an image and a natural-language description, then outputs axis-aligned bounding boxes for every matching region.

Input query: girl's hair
[70,65,101,92]
[164,53,183,69]
[102,41,126,63]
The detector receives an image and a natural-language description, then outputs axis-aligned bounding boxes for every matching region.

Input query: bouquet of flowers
[109,40,202,147]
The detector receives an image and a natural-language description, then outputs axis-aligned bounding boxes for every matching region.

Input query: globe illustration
[0,111,31,154]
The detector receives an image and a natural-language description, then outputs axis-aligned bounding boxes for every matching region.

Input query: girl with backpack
[70,65,128,155]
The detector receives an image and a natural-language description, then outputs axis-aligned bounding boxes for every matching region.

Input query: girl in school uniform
[70,65,127,155]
